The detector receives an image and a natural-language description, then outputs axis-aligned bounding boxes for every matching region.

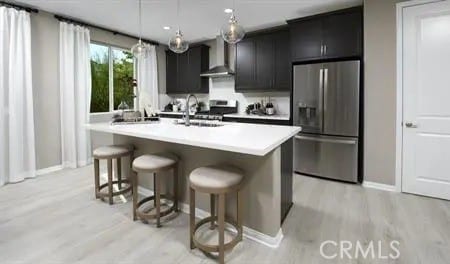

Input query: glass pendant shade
[221,14,245,44]
[168,30,189,53]
[131,39,149,59]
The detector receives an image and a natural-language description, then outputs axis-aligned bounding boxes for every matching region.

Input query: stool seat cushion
[132,153,178,172]
[189,165,244,190]
[93,145,133,158]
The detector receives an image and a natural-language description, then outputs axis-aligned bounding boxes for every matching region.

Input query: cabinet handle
[324,45,327,55]
[320,45,324,55]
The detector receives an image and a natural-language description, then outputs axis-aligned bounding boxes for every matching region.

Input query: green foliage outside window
[90,43,134,113]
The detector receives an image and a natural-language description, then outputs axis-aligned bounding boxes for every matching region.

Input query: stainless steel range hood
[200,36,234,78]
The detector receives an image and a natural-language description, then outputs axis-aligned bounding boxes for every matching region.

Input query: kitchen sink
[174,119,224,127]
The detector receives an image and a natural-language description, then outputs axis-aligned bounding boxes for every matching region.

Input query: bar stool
[93,145,134,204]
[189,165,244,264]
[131,153,179,227]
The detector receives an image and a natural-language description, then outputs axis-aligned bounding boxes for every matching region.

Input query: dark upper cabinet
[288,6,362,62]
[165,45,209,94]
[235,40,256,90]
[166,51,180,93]
[255,34,274,90]
[274,30,291,91]
[289,18,323,61]
[323,10,362,59]
[235,28,291,92]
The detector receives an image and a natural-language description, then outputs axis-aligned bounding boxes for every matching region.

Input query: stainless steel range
[194,99,238,121]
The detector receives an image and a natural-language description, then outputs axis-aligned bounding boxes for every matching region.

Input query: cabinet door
[289,18,323,62]
[165,51,179,94]
[274,30,291,91]
[323,9,362,58]
[235,39,256,90]
[255,34,274,90]
[177,51,189,93]
[187,47,201,93]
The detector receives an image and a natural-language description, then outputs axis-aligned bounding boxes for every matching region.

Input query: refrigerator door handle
[323,68,329,117]
[295,135,357,145]
[319,68,324,132]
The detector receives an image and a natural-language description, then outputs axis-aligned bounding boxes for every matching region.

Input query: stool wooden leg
[218,194,226,264]
[155,173,161,228]
[132,171,138,221]
[153,173,157,208]
[107,159,113,205]
[189,186,196,249]
[210,194,216,229]
[129,154,134,195]
[94,159,100,199]
[173,166,179,212]
[117,157,122,190]
[237,191,243,241]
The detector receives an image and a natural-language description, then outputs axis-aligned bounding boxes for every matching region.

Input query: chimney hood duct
[200,36,234,77]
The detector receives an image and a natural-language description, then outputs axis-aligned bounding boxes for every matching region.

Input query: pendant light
[221,0,245,44]
[131,0,150,58]
[168,0,189,53]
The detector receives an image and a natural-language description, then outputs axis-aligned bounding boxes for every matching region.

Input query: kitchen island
[87,118,301,247]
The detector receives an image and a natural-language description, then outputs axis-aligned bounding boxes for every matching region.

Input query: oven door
[293,134,358,183]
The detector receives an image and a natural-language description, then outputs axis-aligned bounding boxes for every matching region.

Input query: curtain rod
[54,14,159,46]
[0,1,39,13]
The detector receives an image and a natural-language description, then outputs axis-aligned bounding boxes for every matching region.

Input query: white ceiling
[17,0,362,44]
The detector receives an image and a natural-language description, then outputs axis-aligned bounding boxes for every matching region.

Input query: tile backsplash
[160,77,290,116]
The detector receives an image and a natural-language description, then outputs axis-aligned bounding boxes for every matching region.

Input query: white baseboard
[362,181,397,192]
[36,165,63,176]
[138,186,283,248]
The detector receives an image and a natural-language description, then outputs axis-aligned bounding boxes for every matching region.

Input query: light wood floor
[0,165,449,264]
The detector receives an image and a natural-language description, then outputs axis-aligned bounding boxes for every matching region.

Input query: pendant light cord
[138,0,142,41]
[177,0,180,31]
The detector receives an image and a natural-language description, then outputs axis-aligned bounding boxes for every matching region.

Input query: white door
[402,1,450,200]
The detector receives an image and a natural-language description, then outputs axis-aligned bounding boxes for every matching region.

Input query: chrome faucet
[184,94,198,126]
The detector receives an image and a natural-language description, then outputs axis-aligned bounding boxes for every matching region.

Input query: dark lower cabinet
[235,27,291,92]
[281,138,293,224]
[288,6,362,62]
[222,116,290,126]
[166,45,209,94]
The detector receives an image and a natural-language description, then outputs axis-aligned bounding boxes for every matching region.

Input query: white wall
[363,0,406,185]
[31,11,61,169]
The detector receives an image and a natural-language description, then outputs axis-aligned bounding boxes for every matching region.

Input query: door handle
[295,135,357,145]
[405,122,418,128]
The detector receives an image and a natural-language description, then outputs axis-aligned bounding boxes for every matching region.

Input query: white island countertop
[87,118,301,156]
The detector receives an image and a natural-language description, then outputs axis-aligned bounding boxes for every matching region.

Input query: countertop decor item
[265,102,275,115]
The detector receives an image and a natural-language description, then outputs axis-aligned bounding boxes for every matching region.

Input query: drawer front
[293,134,358,182]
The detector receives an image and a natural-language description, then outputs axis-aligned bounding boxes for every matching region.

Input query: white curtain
[137,45,159,113]
[0,7,35,186]
[59,22,91,168]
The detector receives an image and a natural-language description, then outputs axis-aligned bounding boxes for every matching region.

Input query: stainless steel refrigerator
[293,60,360,182]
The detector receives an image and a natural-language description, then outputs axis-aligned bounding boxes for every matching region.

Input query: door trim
[395,0,443,193]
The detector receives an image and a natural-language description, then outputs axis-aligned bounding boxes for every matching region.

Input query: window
[90,43,135,113]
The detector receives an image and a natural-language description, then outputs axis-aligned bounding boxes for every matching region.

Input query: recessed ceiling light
[163,26,171,30]
[224,8,233,14]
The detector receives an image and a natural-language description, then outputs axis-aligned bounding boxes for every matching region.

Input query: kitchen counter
[86,118,300,245]
[223,113,290,121]
[159,111,290,121]
[86,118,300,156]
